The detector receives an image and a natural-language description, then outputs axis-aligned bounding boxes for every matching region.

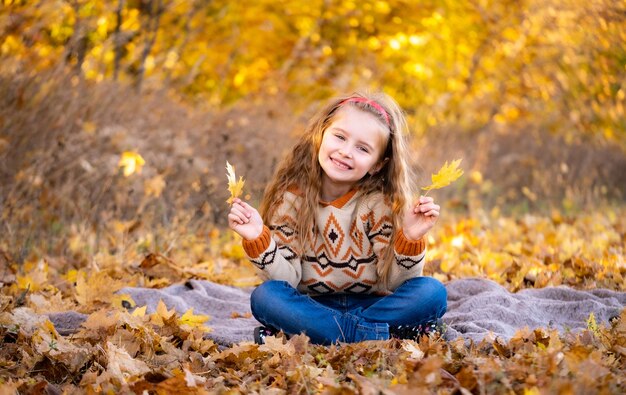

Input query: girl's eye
[357,146,369,153]
[334,134,345,140]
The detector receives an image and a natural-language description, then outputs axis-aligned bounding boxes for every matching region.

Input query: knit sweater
[242,189,427,295]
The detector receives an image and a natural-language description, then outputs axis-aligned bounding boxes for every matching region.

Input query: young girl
[228,92,447,345]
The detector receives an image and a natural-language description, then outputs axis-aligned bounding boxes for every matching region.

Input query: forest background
[1,0,625,393]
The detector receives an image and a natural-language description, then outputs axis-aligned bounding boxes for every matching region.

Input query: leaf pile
[1,306,625,393]
[0,206,625,393]
[427,207,625,291]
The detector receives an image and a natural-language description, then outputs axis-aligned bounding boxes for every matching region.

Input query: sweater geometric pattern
[242,189,426,295]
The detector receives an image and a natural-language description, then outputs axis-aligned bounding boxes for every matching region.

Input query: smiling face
[317,106,390,200]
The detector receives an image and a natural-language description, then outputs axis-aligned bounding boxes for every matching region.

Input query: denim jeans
[250,277,447,345]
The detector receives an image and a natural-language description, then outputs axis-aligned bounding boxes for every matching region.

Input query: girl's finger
[424,203,440,211]
[228,215,244,226]
[415,206,428,214]
[425,209,440,217]
[229,207,249,224]
[228,213,244,226]
[239,200,257,215]
[419,196,434,204]
[418,203,438,213]
[231,200,251,217]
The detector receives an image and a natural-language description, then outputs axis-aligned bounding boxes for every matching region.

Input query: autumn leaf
[422,159,464,192]
[151,299,176,327]
[101,341,151,385]
[132,305,148,317]
[586,312,599,336]
[74,270,128,306]
[179,308,211,332]
[118,151,145,177]
[401,340,424,361]
[231,311,252,319]
[226,161,245,204]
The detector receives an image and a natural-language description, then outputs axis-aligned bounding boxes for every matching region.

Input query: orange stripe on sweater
[342,266,365,279]
[313,265,334,277]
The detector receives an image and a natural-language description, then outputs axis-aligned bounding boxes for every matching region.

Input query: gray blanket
[49,278,626,346]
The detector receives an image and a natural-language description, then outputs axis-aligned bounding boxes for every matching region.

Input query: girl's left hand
[402,196,440,240]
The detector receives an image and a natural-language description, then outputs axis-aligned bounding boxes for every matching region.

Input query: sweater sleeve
[388,229,426,290]
[363,193,427,291]
[241,193,302,288]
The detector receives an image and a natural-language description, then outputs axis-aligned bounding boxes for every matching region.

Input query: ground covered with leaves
[1,206,625,394]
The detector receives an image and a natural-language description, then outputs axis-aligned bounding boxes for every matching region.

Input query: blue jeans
[250,277,447,345]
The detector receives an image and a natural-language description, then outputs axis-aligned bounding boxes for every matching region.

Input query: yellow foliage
[16,259,49,292]
[75,270,129,306]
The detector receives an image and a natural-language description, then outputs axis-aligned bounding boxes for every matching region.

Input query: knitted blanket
[48,278,626,346]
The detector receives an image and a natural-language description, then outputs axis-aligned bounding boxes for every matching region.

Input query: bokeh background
[1,0,625,261]
[2,3,626,392]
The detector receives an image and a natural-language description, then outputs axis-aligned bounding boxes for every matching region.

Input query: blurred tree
[0,0,624,144]
[134,0,164,91]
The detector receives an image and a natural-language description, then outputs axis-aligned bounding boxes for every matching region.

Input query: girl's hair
[259,92,416,287]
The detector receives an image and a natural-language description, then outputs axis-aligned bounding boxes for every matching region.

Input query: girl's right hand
[228,198,264,240]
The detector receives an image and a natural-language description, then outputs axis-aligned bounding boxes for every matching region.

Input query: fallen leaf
[178,308,211,332]
[98,341,150,385]
[118,151,145,177]
[402,340,424,361]
[230,311,252,319]
[151,300,176,327]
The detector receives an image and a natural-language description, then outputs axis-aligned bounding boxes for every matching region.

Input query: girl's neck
[320,177,356,202]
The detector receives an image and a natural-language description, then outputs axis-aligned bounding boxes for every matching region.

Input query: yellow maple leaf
[179,308,211,332]
[226,161,245,204]
[150,299,176,326]
[422,159,464,192]
[118,151,145,177]
[132,305,147,317]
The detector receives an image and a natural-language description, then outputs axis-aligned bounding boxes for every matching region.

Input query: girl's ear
[369,157,389,176]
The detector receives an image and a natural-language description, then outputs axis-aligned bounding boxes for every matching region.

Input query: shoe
[253,326,278,345]
[389,318,446,340]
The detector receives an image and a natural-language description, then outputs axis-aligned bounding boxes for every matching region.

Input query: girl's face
[318,106,389,195]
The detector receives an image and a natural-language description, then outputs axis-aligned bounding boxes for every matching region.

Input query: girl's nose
[339,148,352,158]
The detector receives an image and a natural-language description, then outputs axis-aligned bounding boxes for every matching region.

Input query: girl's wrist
[244,226,264,241]
[402,228,425,241]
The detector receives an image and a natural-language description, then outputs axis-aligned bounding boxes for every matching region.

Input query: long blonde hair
[260,92,416,287]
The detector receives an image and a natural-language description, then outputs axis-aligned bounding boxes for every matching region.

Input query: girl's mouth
[331,157,352,170]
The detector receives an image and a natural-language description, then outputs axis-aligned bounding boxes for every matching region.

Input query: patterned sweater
[242,189,427,295]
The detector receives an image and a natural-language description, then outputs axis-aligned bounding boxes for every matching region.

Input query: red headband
[339,97,391,127]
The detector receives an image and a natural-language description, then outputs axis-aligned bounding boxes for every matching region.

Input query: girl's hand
[402,196,440,240]
[228,198,264,240]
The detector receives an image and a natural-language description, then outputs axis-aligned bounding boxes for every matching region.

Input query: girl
[228,92,447,345]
